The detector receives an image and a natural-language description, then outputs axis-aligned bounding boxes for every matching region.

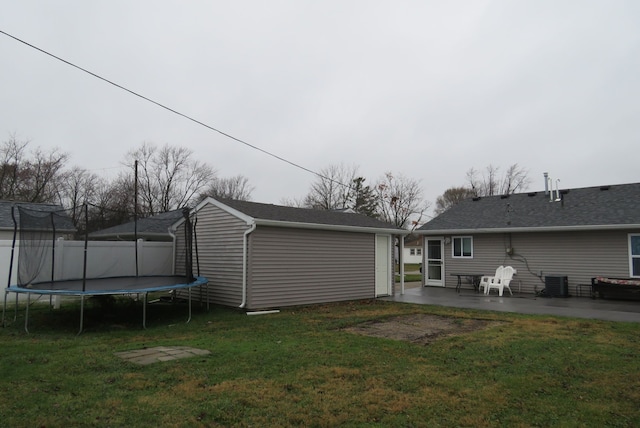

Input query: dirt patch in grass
[345,314,502,345]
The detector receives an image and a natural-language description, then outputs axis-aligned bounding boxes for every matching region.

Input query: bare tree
[130,142,157,214]
[28,147,69,202]
[126,142,216,215]
[501,163,531,194]
[466,165,497,196]
[0,135,68,203]
[303,163,359,210]
[466,163,530,196]
[375,172,429,230]
[434,186,476,216]
[84,176,135,233]
[199,175,254,201]
[0,134,28,199]
[56,166,103,229]
[279,196,307,208]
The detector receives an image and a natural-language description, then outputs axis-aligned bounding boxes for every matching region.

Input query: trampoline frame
[3,275,208,334]
[3,203,208,334]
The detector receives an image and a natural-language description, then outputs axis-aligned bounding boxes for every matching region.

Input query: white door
[425,238,444,287]
[375,235,391,296]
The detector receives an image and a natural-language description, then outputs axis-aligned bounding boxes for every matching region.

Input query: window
[630,234,640,277]
[410,249,416,256]
[416,248,422,256]
[452,236,473,258]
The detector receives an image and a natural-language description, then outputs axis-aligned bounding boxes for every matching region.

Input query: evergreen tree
[350,177,378,217]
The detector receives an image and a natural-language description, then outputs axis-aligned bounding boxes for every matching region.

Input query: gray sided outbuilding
[176,198,406,310]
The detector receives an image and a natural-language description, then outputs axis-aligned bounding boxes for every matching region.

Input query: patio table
[450,273,484,293]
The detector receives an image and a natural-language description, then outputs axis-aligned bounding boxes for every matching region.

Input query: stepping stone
[115,346,210,365]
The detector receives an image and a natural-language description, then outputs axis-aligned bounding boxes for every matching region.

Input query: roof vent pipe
[555,179,561,202]
[543,172,549,195]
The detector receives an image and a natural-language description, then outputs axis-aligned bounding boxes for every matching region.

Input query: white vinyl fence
[1,239,173,304]
[1,240,18,290]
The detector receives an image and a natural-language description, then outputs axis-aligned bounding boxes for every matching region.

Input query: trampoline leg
[25,293,30,334]
[78,296,85,336]
[2,290,7,327]
[142,293,147,329]
[13,292,19,321]
[186,286,192,324]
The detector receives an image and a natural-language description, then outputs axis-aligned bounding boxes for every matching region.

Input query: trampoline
[3,204,208,334]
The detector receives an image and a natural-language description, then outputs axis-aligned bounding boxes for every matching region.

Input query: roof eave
[173,197,253,230]
[2,227,77,233]
[89,232,173,240]
[187,198,407,234]
[255,218,409,235]
[418,224,640,235]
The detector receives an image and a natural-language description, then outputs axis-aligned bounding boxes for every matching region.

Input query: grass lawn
[395,274,422,282]
[397,263,422,272]
[1,298,640,427]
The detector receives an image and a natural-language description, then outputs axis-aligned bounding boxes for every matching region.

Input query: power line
[0,29,348,189]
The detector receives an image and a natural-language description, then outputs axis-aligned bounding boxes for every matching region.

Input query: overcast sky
[2,1,639,218]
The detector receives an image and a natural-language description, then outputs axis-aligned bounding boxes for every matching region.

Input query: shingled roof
[91,198,407,240]
[206,198,405,233]
[0,200,75,232]
[419,182,640,234]
[89,209,185,240]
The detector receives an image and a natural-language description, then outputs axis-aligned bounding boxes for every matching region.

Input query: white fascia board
[418,224,640,235]
[197,197,254,224]
[254,218,409,235]
[171,197,255,231]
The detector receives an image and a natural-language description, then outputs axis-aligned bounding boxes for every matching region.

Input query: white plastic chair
[487,266,516,296]
[479,266,503,294]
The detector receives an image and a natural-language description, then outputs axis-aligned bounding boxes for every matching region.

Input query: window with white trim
[630,234,640,277]
[452,236,473,258]
[410,249,416,256]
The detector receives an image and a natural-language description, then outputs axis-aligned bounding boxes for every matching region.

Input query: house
[403,235,423,265]
[173,198,408,310]
[89,209,185,241]
[0,200,75,240]
[416,183,640,294]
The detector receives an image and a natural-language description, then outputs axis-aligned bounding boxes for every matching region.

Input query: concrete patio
[384,284,640,323]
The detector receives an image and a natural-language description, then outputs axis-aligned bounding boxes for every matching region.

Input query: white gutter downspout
[239,222,257,309]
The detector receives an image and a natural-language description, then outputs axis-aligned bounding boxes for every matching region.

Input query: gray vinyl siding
[441,230,636,294]
[246,226,375,309]
[176,203,248,307]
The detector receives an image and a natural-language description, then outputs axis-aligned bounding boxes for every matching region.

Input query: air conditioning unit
[544,275,569,297]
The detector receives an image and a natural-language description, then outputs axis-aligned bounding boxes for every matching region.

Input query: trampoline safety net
[13,205,196,288]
